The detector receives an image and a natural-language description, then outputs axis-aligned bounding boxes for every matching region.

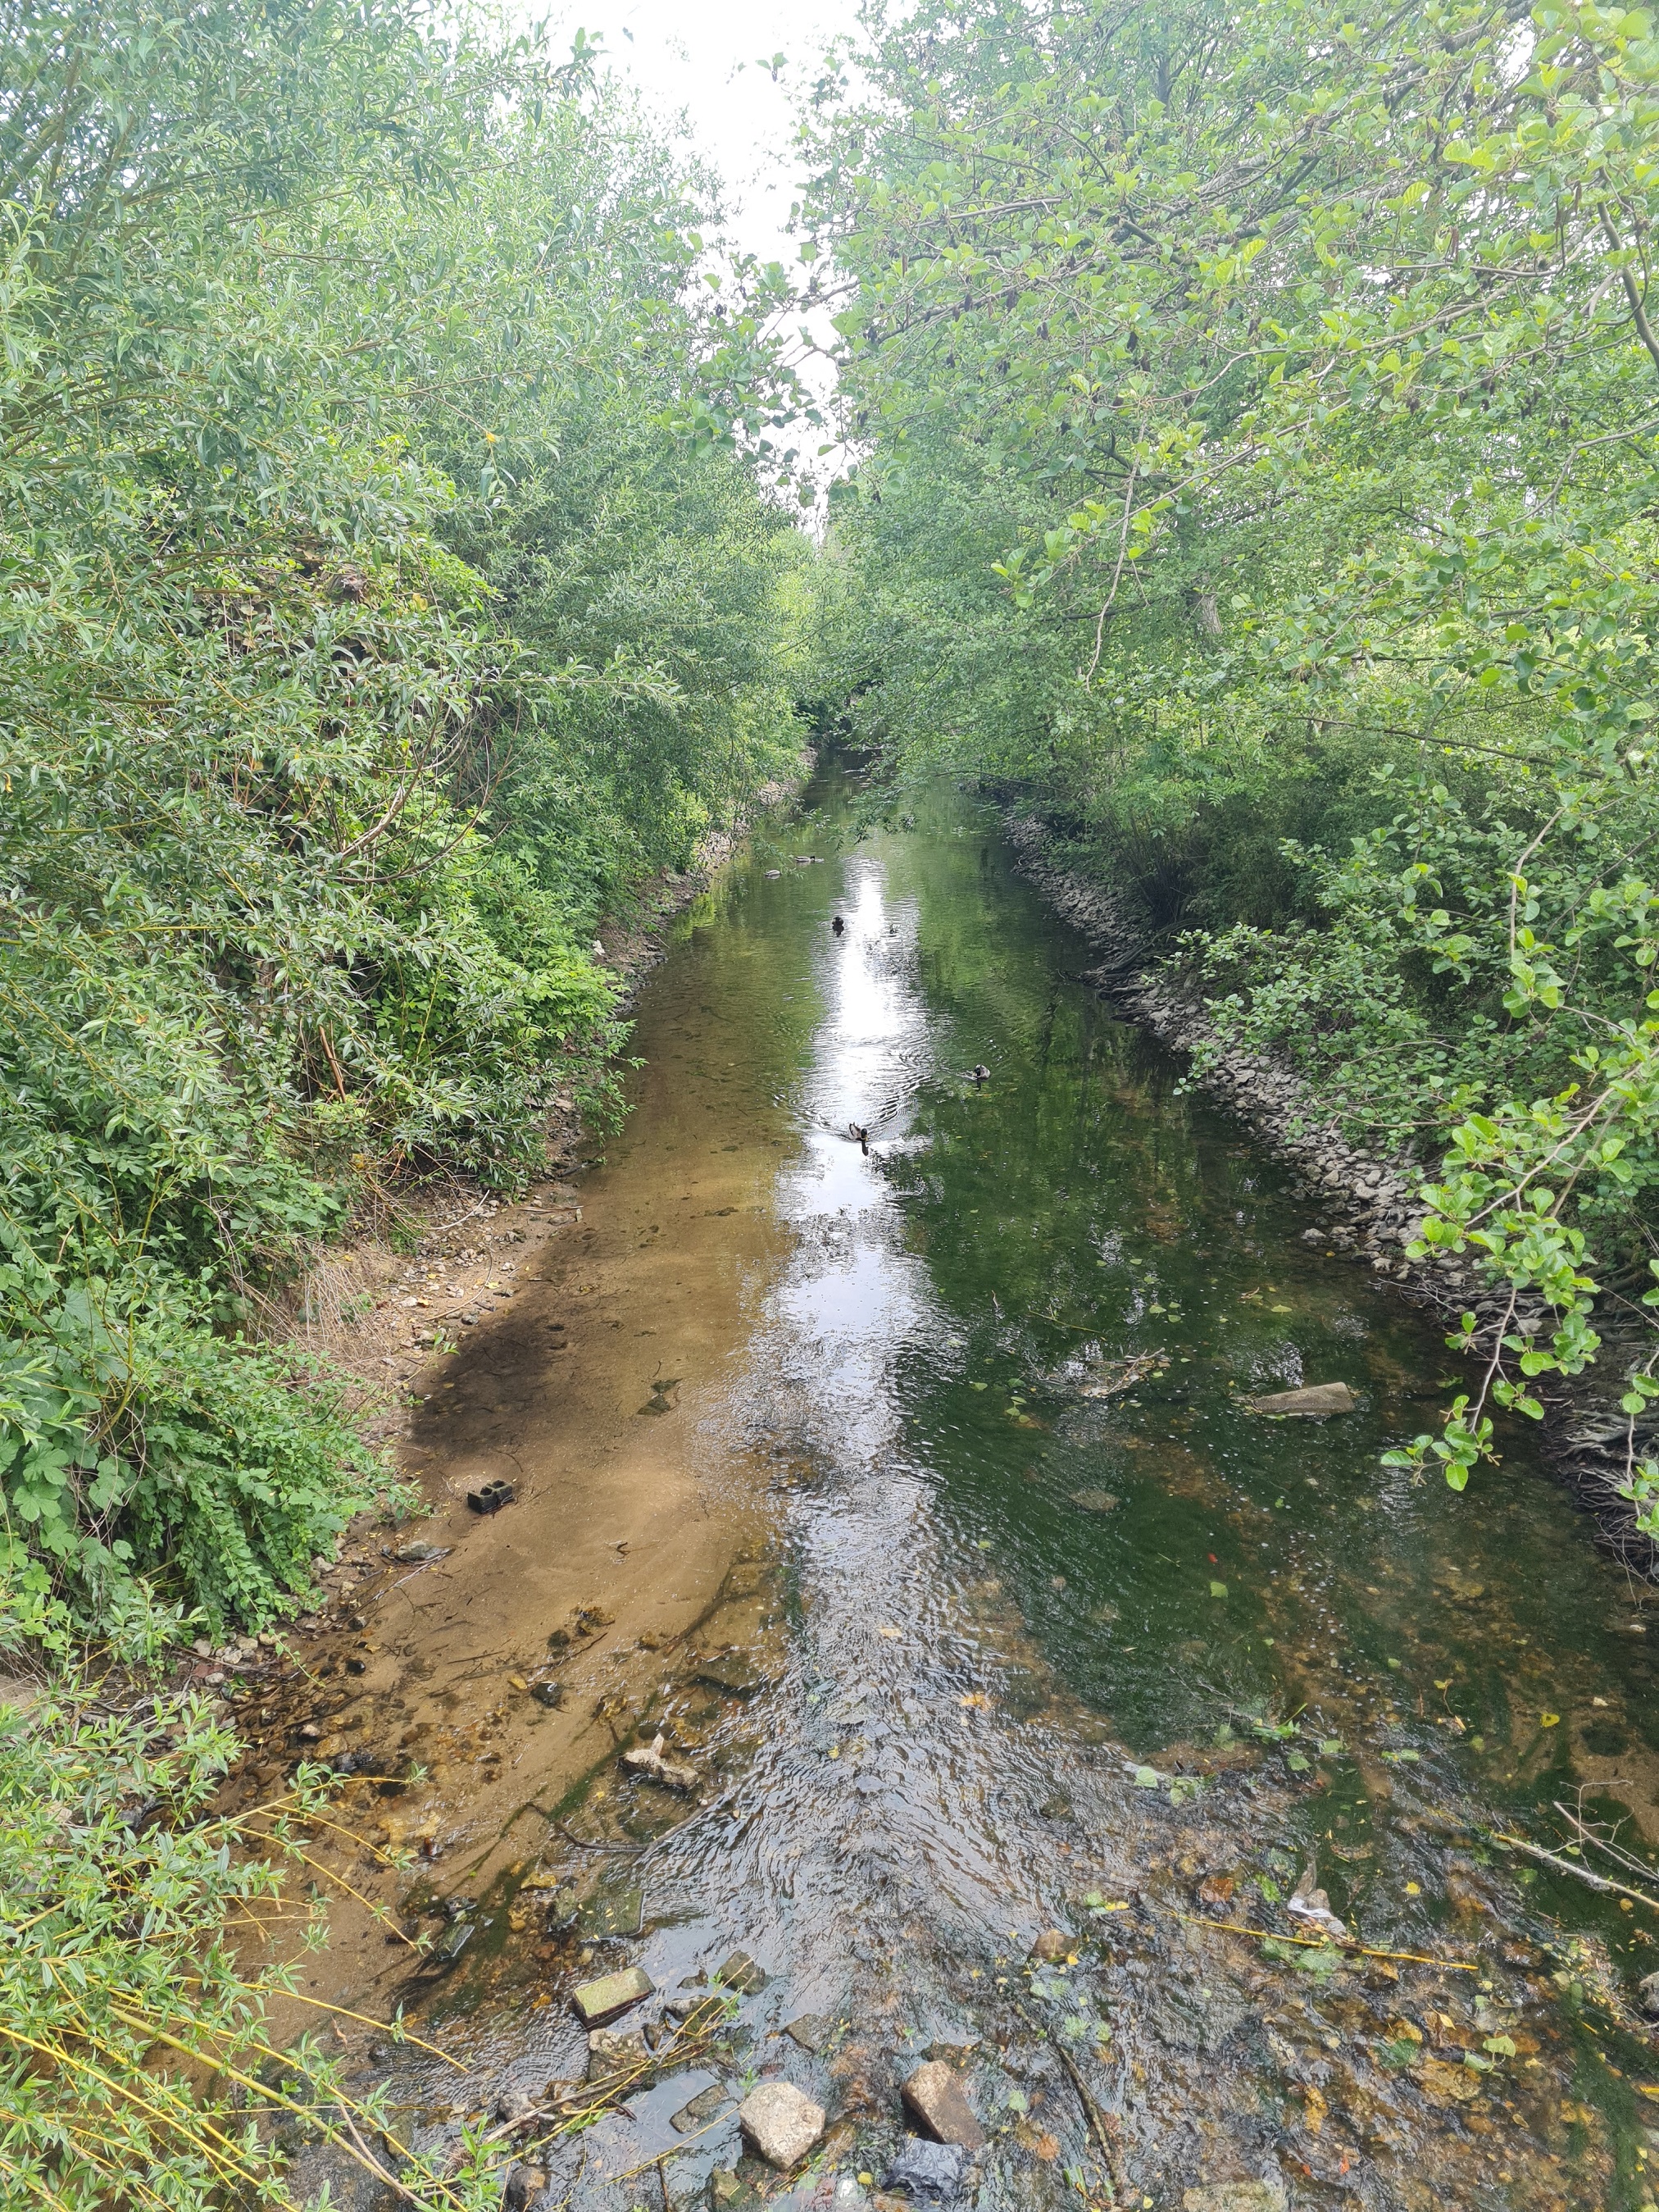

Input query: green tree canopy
[0,0,806,1626]
[804,0,1659,1506]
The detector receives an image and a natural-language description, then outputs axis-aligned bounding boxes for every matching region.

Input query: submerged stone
[671,2082,732,2132]
[694,1647,777,1697]
[1068,1489,1120,1513]
[571,1964,652,2025]
[1242,1381,1357,1418]
[1182,2183,1285,2212]
[429,1918,474,1969]
[576,1882,643,1941]
[783,2012,833,2052]
[714,1949,768,1994]
[587,2027,648,2081]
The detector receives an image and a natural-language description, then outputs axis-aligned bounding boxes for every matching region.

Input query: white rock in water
[739,2082,825,2168]
[1286,1861,1348,1941]
[1242,1381,1357,1419]
[620,1732,699,1791]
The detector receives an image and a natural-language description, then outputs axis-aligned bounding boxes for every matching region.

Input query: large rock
[883,2140,969,2202]
[901,2060,985,2151]
[572,1964,652,2025]
[1242,1381,1357,1419]
[738,2081,825,2169]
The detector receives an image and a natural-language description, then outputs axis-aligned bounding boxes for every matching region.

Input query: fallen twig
[556,1822,647,1855]
[1487,1827,1659,1911]
[1048,2028,1129,2202]
[1552,1800,1659,1896]
[1168,1906,1477,1972]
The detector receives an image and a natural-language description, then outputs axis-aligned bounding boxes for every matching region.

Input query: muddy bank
[999,810,1659,1577]
[216,799,829,2032]
[252,771,811,1466]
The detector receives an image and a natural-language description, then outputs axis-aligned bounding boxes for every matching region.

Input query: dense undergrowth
[0,0,808,1632]
[804,0,1659,1502]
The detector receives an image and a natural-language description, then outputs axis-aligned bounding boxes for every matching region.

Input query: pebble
[571,1965,653,2025]
[784,2012,834,2052]
[882,2139,969,2201]
[1640,1969,1659,2018]
[1028,1929,1071,1963]
[901,2060,985,2150]
[738,2081,825,2167]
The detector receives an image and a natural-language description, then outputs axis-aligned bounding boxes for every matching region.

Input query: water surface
[386,769,1659,2212]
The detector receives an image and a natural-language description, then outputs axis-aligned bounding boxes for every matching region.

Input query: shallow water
[374,770,1659,2212]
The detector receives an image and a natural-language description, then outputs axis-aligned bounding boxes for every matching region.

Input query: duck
[969,1063,991,1086]
[848,1122,870,1154]
[832,915,846,935]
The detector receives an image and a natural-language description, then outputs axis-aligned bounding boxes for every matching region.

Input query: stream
[342,767,1659,2212]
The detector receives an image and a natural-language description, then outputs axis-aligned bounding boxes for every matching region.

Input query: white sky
[568,0,865,266]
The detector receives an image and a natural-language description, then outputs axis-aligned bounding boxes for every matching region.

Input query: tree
[805,0,1659,1507]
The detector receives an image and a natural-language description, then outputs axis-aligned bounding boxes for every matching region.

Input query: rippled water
[374,768,1659,2212]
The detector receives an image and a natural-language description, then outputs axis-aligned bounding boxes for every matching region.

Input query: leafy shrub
[0,1583,498,2212]
[0,0,804,1623]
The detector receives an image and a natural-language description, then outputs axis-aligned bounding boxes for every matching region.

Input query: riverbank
[253,777,810,1475]
[999,809,1659,1577]
[210,791,826,2037]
